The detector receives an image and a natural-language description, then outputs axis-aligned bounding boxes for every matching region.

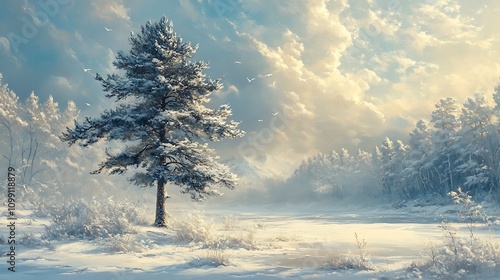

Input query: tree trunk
[154,179,167,227]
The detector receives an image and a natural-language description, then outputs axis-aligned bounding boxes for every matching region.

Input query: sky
[1,0,500,163]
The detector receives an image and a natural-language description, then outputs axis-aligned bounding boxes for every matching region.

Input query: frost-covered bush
[221,215,239,231]
[412,221,500,279]
[18,233,43,247]
[106,234,153,253]
[189,247,232,267]
[207,229,258,251]
[173,213,216,244]
[411,188,500,279]
[320,252,374,271]
[320,233,374,271]
[173,213,260,250]
[42,198,148,240]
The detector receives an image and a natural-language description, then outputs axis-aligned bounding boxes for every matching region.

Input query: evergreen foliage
[60,17,244,226]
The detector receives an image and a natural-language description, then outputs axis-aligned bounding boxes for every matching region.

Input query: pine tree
[457,93,493,193]
[405,119,434,195]
[61,17,244,227]
[378,137,395,195]
[430,97,461,193]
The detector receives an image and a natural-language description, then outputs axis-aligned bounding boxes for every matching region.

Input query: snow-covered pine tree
[405,119,434,196]
[60,17,244,227]
[457,93,493,193]
[430,97,461,194]
[378,137,395,195]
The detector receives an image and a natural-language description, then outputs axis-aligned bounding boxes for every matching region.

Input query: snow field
[2,198,498,279]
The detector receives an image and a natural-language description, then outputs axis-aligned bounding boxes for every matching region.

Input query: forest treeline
[282,85,500,201]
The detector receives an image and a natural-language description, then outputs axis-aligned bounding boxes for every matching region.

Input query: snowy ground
[1,200,499,279]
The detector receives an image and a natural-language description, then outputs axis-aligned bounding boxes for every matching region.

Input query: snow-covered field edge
[1,191,499,280]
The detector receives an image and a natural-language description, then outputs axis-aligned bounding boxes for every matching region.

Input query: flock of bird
[81,27,112,74]
[233,61,280,124]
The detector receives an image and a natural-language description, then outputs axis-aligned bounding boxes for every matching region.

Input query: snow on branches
[60,17,244,226]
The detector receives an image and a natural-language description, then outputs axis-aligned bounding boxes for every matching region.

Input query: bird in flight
[264,73,273,77]
[83,68,91,72]
[258,119,263,122]
[85,103,91,107]
[234,61,242,64]
[246,77,256,82]
[104,27,112,32]
[273,112,278,116]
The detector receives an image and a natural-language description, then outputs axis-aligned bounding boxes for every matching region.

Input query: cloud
[227,0,500,158]
[91,0,130,21]
[226,0,388,156]
[415,2,478,42]
[49,75,75,92]
[1,0,500,162]
[0,36,10,52]
[348,68,383,91]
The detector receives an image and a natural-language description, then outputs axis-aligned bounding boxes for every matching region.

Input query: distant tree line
[285,85,500,200]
